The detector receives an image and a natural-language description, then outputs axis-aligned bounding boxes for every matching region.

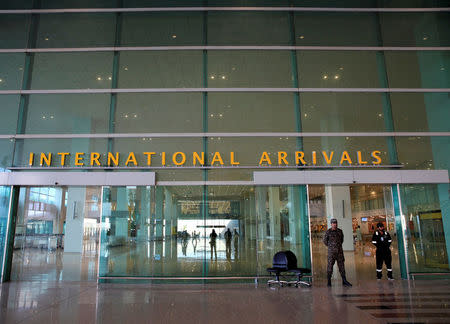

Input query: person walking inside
[210,229,218,260]
[372,222,394,280]
[356,225,362,246]
[323,218,352,287]
[224,228,232,260]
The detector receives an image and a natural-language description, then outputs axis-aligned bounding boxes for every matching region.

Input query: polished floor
[0,279,449,323]
[11,236,404,281]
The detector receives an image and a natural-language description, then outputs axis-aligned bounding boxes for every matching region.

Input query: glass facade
[0,1,448,282]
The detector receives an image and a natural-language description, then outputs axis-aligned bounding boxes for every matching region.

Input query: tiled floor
[0,279,449,324]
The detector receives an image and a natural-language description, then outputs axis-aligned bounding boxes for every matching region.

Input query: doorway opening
[308,184,401,283]
[10,186,102,281]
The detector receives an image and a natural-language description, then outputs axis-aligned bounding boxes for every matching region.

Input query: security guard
[323,218,352,287]
[372,222,394,280]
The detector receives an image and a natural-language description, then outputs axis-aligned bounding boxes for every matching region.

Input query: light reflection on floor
[10,235,449,282]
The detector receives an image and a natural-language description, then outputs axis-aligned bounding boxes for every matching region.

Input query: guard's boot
[327,275,332,287]
[342,277,352,287]
[377,269,382,280]
[387,269,394,280]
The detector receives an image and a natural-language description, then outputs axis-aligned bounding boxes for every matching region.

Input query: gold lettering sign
[27,151,384,167]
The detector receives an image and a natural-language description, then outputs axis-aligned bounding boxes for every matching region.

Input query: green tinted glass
[118,51,203,88]
[385,51,450,88]
[208,12,290,45]
[0,15,30,48]
[24,94,110,134]
[0,95,20,134]
[208,93,296,132]
[208,51,293,87]
[35,13,116,48]
[121,12,203,46]
[300,93,385,132]
[0,53,25,90]
[30,52,113,89]
[115,93,203,133]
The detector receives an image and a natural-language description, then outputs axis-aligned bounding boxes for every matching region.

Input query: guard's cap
[330,218,338,224]
[376,222,384,228]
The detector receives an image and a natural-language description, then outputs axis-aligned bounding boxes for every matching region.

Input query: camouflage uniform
[323,228,346,280]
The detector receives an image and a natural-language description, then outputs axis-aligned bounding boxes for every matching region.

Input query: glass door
[10,186,101,281]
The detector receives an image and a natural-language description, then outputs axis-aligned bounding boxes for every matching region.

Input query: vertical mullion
[289,9,310,274]
[288,11,303,152]
[107,3,123,153]
[375,13,399,165]
[13,2,41,167]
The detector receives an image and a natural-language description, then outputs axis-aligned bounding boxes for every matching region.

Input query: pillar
[65,187,86,253]
[325,185,354,251]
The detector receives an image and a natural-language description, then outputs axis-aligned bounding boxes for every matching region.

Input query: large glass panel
[35,13,116,48]
[30,53,114,89]
[396,136,434,170]
[11,186,102,281]
[205,185,257,277]
[0,139,15,169]
[115,93,203,133]
[208,51,293,88]
[309,184,399,283]
[99,186,206,278]
[121,13,203,46]
[294,13,378,46]
[118,51,202,88]
[300,93,385,132]
[400,183,450,273]
[391,93,450,132]
[208,93,296,132]
[14,139,108,167]
[0,95,20,134]
[385,51,449,88]
[25,94,110,134]
[0,15,30,48]
[0,53,25,90]
[380,12,450,47]
[256,185,310,277]
[396,136,450,173]
[0,186,11,277]
[208,12,290,45]
[297,51,381,88]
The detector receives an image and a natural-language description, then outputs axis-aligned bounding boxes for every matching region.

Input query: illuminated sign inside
[28,150,383,167]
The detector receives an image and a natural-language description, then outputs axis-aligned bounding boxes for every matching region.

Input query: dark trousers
[376,250,392,278]
[327,251,346,279]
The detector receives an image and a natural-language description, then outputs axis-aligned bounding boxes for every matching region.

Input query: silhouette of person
[224,228,232,260]
[209,229,217,260]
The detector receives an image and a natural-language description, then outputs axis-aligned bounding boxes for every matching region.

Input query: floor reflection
[10,233,448,282]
